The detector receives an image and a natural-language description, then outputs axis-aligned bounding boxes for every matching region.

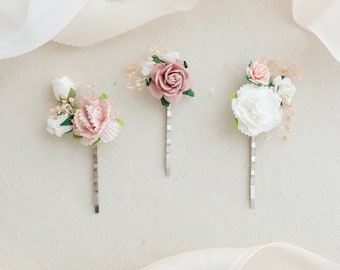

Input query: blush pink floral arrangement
[46,76,124,213]
[47,76,124,146]
[126,46,194,106]
[125,46,194,176]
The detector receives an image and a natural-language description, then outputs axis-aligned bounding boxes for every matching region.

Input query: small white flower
[272,76,296,104]
[52,76,75,100]
[141,61,155,77]
[232,84,282,137]
[162,51,180,63]
[47,114,72,137]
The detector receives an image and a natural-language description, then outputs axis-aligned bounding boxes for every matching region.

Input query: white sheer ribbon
[0,0,199,59]
[293,0,340,62]
[139,242,340,270]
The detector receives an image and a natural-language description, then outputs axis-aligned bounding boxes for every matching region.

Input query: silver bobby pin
[93,145,99,213]
[165,105,172,177]
[250,136,256,208]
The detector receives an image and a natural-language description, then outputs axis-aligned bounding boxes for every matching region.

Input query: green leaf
[183,60,188,68]
[269,80,274,87]
[116,118,125,127]
[100,93,109,99]
[91,138,101,147]
[244,74,249,81]
[234,118,239,130]
[67,88,76,100]
[60,115,74,126]
[73,103,79,110]
[281,75,286,79]
[160,96,170,107]
[248,60,253,67]
[145,78,151,86]
[73,134,83,139]
[230,92,238,99]
[183,89,195,97]
[152,55,165,64]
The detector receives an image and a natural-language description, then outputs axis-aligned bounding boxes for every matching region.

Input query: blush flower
[232,84,282,137]
[246,61,271,86]
[149,60,193,104]
[73,96,121,146]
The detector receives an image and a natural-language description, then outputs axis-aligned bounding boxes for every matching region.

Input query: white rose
[47,114,73,137]
[232,84,282,137]
[141,61,155,77]
[52,76,75,100]
[272,76,296,104]
[162,51,180,62]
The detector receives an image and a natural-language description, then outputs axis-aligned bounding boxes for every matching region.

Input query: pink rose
[73,96,120,146]
[149,60,192,104]
[246,61,270,85]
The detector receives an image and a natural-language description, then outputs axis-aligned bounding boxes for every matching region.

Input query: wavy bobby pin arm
[250,136,256,208]
[165,105,172,177]
[46,76,124,213]
[93,145,99,213]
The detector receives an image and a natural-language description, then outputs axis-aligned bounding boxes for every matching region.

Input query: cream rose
[272,76,296,104]
[232,84,282,137]
[246,62,271,85]
[52,76,75,100]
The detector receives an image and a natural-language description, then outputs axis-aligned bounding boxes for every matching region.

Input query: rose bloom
[149,60,192,104]
[246,62,271,85]
[232,84,282,137]
[272,76,296,104]
[73,96,121,146]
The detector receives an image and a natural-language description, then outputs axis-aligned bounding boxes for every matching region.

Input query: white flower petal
[273,76,296,104]
[46,114,72,137]
[141,61,155,77]
[52,76,75,100]
[162,51,180,62]
[232,84,282,137]
[55,126,72,137]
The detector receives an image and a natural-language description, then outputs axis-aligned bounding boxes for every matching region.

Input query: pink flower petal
[100,120,121,143]
[164,93,182,104]
[149,82,163,99]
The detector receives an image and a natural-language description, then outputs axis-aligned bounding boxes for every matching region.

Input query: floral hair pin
[47,76,124,213]
[231,60,300,208]
[126,46,194,176]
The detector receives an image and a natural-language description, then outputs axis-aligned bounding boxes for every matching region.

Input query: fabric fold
[292,0,340,62]
[139,243,340,270]
[0,0,199,59]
